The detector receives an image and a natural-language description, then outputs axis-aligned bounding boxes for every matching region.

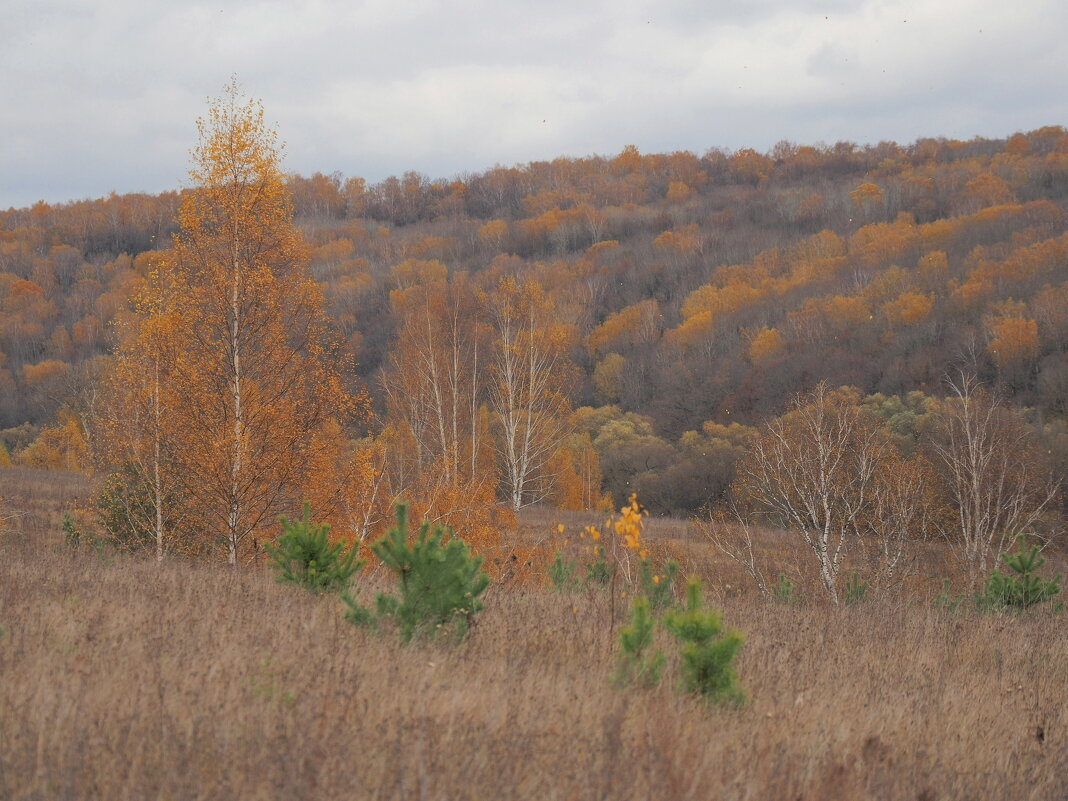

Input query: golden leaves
[98,81,366,562]
[747,327,785,363]
[987,315,1040,369]
[882,291,934,326]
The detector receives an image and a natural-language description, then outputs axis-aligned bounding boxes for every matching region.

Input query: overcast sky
[2,0,1065,209]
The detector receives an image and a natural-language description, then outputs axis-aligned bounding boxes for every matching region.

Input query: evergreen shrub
[344,503,490,642]
[979,536,1062,612]
[548,551,579,591]
[615,595,665,687]
[663,576,745,705]
[265,503,363,593]
[770,573,801,605]
[638,556,679,610]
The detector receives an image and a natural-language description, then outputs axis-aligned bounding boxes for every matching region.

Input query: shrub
[343,503,490,642]
[933,579,966,612]
[770,573,801,605]
[95,469,157,551]
[844,572,869,605]
[62,513,81,549]
[264,503,363,593]
[615,595,665,687]
[584,544,613,585]
[935,537,1062,614]
[548,551,579,591]
[94,465,200,554]
[663,576,745,705]
[979,536,1062,612]
[638,556,679,610]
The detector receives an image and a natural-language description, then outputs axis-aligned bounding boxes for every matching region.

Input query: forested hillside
[3,126,1067,515]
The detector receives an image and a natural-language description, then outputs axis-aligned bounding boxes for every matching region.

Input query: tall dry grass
[0,466,94,543]
[2,468,1066,799]
[1,537,1066,800]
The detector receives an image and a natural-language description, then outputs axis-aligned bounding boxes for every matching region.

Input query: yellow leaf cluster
[747,327,785,362]
[588,299,659,354]
[665,181,694,201]
[882,291,934,326]
[850,181,885,208]
[987,316,1040,368]
[16,409,89,471]
[613,493,648,558]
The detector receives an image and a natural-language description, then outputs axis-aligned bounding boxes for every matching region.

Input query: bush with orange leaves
[551,495,679,607]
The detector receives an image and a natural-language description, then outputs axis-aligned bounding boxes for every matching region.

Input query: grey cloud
[2,0,1066,208]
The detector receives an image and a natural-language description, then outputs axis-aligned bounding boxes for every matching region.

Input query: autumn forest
[3,100,1068,524]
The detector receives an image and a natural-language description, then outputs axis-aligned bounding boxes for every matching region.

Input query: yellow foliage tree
[653,224,702,257]
[380,274,505,553]
[729,148,773,183]
[588,300,660,354]
[490,276,577,510]
[96,257,191,560]
[16,408,89,471]
[592,352,625,404]
[547,432,604,511]
[477,219,509,250]
[665,181,694,202]
[850,181,885,218]
[822,295,872,331]
[882,291,934,326]
[124,80,365,566]
[747,327,785,362]
[298,420,388,547]
[987,316,1040,370]
[916,250,949,289]
[954,172,1016,213]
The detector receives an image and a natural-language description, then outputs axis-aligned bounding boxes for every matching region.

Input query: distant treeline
[2,127,1067,515]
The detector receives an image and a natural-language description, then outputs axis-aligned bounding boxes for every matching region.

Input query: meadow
[1,467,1066,800]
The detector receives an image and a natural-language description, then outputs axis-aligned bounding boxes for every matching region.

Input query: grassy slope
[2,469,1067,800]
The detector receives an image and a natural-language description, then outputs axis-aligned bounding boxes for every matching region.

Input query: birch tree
[929,373,1060,583]
[165,81,357,565]
[97,259,185,560]
[382,274,488,488]
[865,454,932,593]
[380,274,501,547]
[489,276,575,511]
[734,383,886,603]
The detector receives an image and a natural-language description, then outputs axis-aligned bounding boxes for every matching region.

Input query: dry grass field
[1,466,94,542]
[1,467,1066,800]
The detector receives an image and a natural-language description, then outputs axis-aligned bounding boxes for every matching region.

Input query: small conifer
[265,503,363,593]
[638,557,679,610]
[584,544,613,585]
[981,536,1062,611]
[548,551,579,591]
[844,572,869,605]
[344,503,490,642]
[615,595,665,687]
[663,576,745,705]
[62,513,82,549]
[770,574,801,605]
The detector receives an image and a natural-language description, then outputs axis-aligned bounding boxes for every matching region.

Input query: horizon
[1,123,1054,213]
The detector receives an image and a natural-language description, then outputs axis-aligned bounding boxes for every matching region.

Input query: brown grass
[0,466,95,543]
[2,469,1067,800]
